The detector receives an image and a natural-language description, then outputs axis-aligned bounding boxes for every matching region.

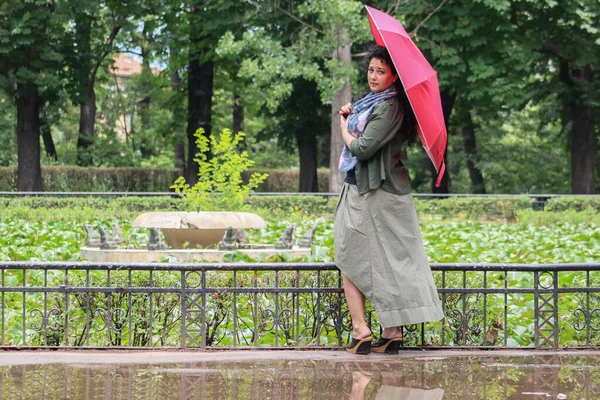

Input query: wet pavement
[0,349,598,399]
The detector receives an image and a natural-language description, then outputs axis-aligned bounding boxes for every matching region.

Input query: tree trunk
[431,91,456,193]
[329,29,352,193]
[174,142,186,177]
[232,92,246,152]
[40,113,58,162]
[75,15,95,166]
[232,93,244,134]
[296,130,318,192]
[170,69,186,176]
[570,65,596,194]
[461,111,486,194]
[74,16,121,166]
[571,102,596,194]
[76,84,96,165]
[16,82,42,191]
[186,55,214,184]
[319,134,330,168]
[139,22,152,144]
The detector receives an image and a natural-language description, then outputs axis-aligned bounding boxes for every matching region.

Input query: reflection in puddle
[0,354,597,399]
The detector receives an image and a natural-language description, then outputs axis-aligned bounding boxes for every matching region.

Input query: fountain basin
[132,212,267,249]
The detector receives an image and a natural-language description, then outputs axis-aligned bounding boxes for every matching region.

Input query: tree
[512,0,599,193]
[158,0,252,184]
[219,0,369,192]
[65,1,147,166]
[0,0,69,190]
[272,79,330,192]
[393,0,531,193]
[405,0,599,194]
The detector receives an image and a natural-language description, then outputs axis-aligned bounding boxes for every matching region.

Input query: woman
[335,45,444,355]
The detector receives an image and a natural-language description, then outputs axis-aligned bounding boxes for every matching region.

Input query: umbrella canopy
[365,5,447,187]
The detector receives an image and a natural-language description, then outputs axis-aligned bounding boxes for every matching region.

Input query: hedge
[0,194,533,221]
[414,196,533,219]
[242,169,330,193]
[1,195,597,223]
[544,196,600,212]
[0,167,179,192]
[0,167,330,193]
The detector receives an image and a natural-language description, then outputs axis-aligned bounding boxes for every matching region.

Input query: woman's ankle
[352,324,371,339]
[381,327,403,339]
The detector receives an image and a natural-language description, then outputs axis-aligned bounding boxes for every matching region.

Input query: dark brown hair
[360,45,418,145]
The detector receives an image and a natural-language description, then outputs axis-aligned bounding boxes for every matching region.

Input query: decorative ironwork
[535,271,558,348]
[0,262,599,349]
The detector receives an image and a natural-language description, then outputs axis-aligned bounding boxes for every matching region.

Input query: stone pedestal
[80,247,311,263]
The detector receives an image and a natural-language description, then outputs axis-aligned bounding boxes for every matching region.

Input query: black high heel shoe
[346,336,373,355]
[371,337,403,354]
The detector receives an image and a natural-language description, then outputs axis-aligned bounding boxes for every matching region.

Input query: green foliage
[171,128,268,211]
[244,169,330,193]
[398,0,531,114]
[474,102,570,194]
[516,209,600,225]
[414,196,533,220]
[0,0,67,87]
[246,195,331,221]
[1,0,597,195]
[94,67,182,169]
[1,197,599,347]
[421,220,600,264]
[0,194,562,223]
[245,139,299,170]
[0,166,332,193]
[0,196,182,219]
[544,196,600,212]
[0,166,178,192]
[0,96,16,166]
[218,0,369,109]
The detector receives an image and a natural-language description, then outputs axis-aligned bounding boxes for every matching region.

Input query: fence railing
[1,262,599,349]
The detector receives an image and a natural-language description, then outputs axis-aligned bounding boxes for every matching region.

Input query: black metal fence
[1,262,599,349]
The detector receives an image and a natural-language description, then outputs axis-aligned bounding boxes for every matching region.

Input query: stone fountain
[80,211,316,262]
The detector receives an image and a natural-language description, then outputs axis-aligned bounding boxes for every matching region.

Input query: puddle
[0,353,597,399]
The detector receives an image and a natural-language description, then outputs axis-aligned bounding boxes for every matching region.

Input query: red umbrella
[365,5,447,187]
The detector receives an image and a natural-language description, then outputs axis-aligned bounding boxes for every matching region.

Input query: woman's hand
[340,113,349,132]
[339,104,355,148]
[339,102,352,117]
[339,102,352,134]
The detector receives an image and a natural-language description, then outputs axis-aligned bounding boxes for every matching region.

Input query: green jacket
[349,97,412,195]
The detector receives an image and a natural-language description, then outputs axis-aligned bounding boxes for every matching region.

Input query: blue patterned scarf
[338,86,397,172]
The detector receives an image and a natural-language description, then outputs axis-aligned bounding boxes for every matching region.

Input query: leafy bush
[171,128,268,211]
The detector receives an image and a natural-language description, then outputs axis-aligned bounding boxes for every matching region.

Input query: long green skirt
[334,183,444,328]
